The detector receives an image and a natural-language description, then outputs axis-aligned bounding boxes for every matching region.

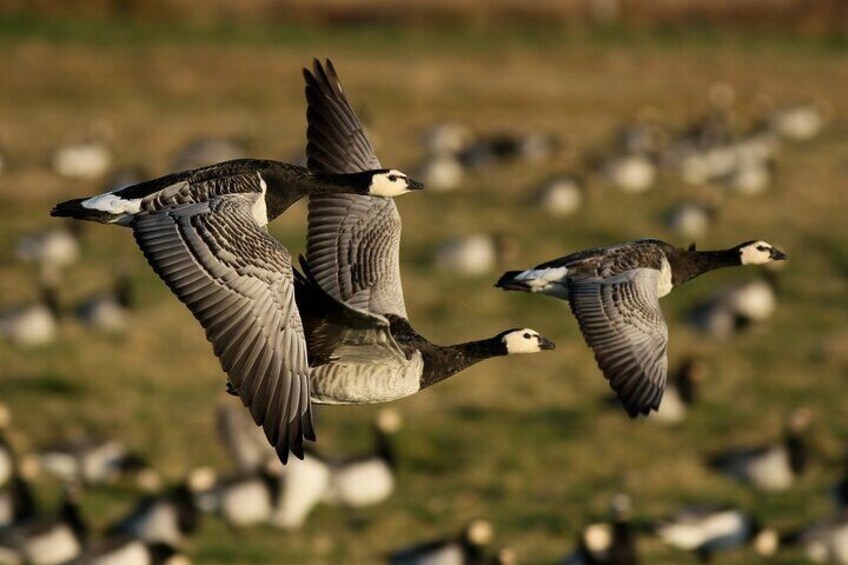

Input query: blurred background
[0,1,846,563]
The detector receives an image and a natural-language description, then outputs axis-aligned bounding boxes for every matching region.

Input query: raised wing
[304,58,408,317]
[132,194,314,463]
[568,269,669,416]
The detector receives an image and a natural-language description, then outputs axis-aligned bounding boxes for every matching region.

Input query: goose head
[499,328,556,354]
[365,169,424,197]
[736,240,787,265]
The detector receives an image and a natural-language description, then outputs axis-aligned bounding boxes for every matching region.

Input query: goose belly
[123,502,181,545]
[310,354,424,405]
[649,386,686,424]
[327,460,394,508]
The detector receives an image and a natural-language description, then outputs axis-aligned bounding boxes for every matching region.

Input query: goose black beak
[770,248,788,261]
[539,336,556,351]
[408,178,425,191]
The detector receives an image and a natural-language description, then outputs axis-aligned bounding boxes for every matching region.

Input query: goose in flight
[496,239,786,417]
[295,60,553,406]
[50,71,422,464]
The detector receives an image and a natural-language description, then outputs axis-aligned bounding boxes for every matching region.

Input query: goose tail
[496,266,568,293]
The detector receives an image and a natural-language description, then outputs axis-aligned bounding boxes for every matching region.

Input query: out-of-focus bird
[38,433,151,487]
[75,536,189,565]
[782,514,848,564]
[52,140,112,180]
[561,493,638,565]
[0,284,61,348]
[419,123,473,155]
[14,226,81,280]
[435,234,517,277]
[415,153,464,193]
[708,408,813,491]
[388,519,497,565]
[535,175,584,218]
[0,483,88,565]
[600,154,657,194]
[324,408,402,509]
[687,273,779,338]
[770,103,828,142]
[497,239,787,417]
[648,358,706,425]
[664,202,716,240]
[195,465,281,529]
[655,504,778,561]
[74,273,135,333]
[216,400,277,474]
[107,467,215,547]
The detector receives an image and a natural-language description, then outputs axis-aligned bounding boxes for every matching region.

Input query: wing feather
[132,194,313,463]
[568,269,669,416]
[303,58,408,317]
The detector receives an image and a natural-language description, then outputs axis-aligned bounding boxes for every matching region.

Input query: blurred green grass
[0,21,847,563]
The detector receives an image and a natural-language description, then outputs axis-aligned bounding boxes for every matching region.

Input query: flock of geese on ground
[0,57,843,563]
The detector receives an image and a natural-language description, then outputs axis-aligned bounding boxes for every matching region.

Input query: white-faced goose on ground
[388,519,497,565]
[708,408,812,491]
[654,504,779,562]
[497,238,787,417]
[295,59,554,407]
[561,493,638,565]
[51,64,422,463]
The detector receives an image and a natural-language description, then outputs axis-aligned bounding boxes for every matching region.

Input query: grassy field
[1,21,847,563]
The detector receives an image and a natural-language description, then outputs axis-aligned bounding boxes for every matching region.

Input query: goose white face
[501,329,556,354]
[368,169,423,197]
[739,240,787,265]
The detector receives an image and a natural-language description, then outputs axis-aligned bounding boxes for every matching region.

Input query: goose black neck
[420,338,505,390]
[61,491,89,542]
[11,474,37,522]
[385,316,506,390]
[785,432,808,475]
[373,425,397,470]
[611,519,637,565]
[671,248,741,286]
[263,166,369,222]
[677,362,699,405]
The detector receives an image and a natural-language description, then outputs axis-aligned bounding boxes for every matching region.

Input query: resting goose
[107,467,215,547]
[388,519,496,565]
[782,514,848,564]
[534,175,584,218]
[74,273,135,333]
[39,433,150,487]
[0,283,61,348]
[73,536,188,565]
[51,71,421,464]
[215,400,277,473]
[295,59,554,407]
[648,358,706,425]
[496,238,787,417]
[561,493,638,565]
[708,408,812,491]
[655,504,778,561]
[52,140,112,180]
[0,407,38,530]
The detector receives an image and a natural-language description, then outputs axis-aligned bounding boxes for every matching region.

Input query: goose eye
[756,245,768,251]
[388,175,398,182]
[523,333,531,339]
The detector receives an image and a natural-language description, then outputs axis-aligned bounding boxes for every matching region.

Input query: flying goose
[297,60,553,406]
[654,504,778,562]
[51,76,422,464]
[496,238,787,417]
[707,407,812,491]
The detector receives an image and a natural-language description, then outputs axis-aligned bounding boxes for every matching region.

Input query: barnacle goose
[50,64,422,464]
[38,432,150,487]
[52,140,112,180]
[295,59,554,407]
[0,283,61,348]
[655,504,778,561]
[497,238,786,417]
[561,493,638,565]
[388,519,497,565]
[707,407,812,491]
[647,357,706,425]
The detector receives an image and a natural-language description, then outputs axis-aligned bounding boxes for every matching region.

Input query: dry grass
[0,24,847,563]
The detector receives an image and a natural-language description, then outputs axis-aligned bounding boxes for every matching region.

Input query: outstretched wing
[304,58,408,317]
[132,194,314,463]
[568,269,669,417]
